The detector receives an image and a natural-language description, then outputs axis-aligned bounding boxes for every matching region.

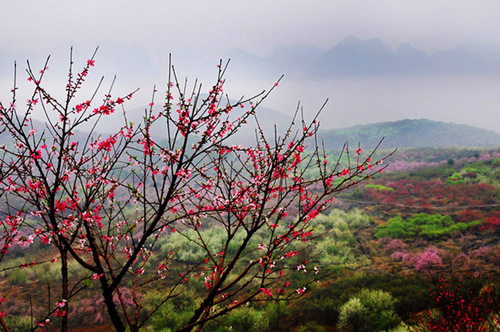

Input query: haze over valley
[2,36,499,135]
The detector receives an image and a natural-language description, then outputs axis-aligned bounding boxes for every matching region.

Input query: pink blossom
[413,247,443,272]
[260,288,273,297]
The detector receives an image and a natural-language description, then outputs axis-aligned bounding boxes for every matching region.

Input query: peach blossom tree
[0,49,390,332]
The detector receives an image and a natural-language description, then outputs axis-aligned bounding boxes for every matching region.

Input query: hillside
[3,118,498,151]
[1,145,498,331]
[319,119,500,150]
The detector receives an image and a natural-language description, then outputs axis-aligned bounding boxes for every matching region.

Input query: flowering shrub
[419,276,499,331]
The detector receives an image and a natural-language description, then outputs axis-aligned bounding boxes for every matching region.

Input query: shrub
[203,304,274,332]
[4,316,32,332]
[365,183,394,191]
[8,268,29,285]
[338,289,401,332]
[296,321,326,332]
[376,213,480,240]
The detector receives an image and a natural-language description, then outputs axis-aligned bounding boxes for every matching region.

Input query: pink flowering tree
[0,50,390,332]
[380,239,499,330]
[0,49,140,331]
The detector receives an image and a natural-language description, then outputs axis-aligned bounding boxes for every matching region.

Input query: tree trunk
[60,249,68,332]
[100,278,126,332]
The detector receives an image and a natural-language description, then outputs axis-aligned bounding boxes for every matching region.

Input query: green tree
[338,289,401,332]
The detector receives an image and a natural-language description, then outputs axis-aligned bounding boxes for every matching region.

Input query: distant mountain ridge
[224,36,500,79]
[4,36,500,85]
[1,118,497,151]
[318,119,500,150]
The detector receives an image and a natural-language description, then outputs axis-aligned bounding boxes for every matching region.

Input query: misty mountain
[223,44,323,80]
[310,36,500,78]
[429,41,500,75]
[310,36,395,76]
[318,119,500,150]
[4,37,500,84]
[394,43,431,74]
[223,36,500,79]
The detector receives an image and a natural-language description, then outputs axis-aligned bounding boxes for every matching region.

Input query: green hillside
[319,119,500,149]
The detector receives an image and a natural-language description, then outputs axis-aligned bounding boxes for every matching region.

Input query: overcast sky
[1,1,500,133]
[3,1,500,56]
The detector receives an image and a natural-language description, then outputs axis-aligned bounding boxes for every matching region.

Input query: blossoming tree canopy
[0,50,391,332]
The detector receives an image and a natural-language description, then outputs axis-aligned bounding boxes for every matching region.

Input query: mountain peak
[331,36,392,55]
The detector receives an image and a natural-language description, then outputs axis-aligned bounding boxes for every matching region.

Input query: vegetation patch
[374,213,483,240]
